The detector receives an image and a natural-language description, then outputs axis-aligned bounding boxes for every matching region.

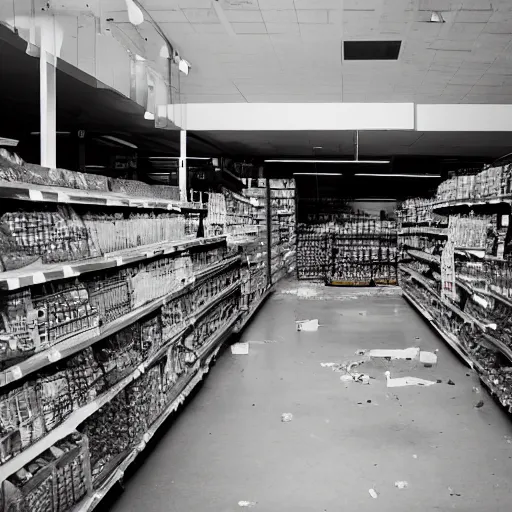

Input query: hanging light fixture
[125,0,144,26]
[160,45,171,59]
[178,58,191,75]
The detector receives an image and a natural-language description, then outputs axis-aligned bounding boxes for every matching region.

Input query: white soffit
[417,104,512,131]
[170,102,415,130]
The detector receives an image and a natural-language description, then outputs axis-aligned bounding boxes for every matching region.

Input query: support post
[265,176,272,287]
[40,15,58,169]
[179,129,187,202]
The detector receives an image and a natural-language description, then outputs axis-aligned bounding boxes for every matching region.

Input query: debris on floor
[368,489,379,499]
[385,371,437,388]
[475,400,485,408]
[231,343,249,355]
[473,386,481,394]
[447,379,455,385]
[296,319,319,331]
[420,350,438,366]
[281,413,293,422]
[321,360,370,384]
[238,501,257,507]
[448,487,462,497]
[394,481,409,489]
[412,454,418,459]
[368,347,420,360]
[248,340,277,345]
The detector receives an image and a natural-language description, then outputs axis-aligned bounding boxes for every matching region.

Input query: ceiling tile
[266,23,301,34]
[232,23,268,34]
[160,22,196,36]
[295,0,343,8]
[477,74,507,85]
[262,10,298,23]
[444,22,486,40]
[177,0,211,7]
[218,0,260,9]
[455,10,493,23]
[297,10,329,23]
[192,24,227,34]
[258,0,296,9]
[147,10,188,22]
[460,0,493,10]
[224,10,264,22]
[182,8,220,23]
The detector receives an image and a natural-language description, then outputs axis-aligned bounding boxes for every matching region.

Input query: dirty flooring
[106,282,512,512]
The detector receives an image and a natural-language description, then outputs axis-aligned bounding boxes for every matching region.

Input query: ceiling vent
[343,41,401,61]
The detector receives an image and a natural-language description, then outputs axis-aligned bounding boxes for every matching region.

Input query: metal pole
[179,129,187,201]
[40,17,57,169]
[354,130,359,162]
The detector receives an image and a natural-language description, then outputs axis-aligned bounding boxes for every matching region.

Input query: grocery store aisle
[107,283,512,512]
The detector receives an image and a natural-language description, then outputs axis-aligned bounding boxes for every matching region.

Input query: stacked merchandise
[269,179,296,283]
[398,163,512,412]
[0,149,181,202]
[328,214,397,285]
[435,164,512,204]
[296,197,348,280]
[0,204,201,274]
[204,188,262,243]
[0,161,245,511]
[204,184,269,323]
[0,250,241,509]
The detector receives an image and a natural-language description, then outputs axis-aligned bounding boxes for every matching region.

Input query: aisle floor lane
[107,283,512,512]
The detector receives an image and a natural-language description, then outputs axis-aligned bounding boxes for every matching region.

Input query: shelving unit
[0,158,274,511]
[397,164,512,412]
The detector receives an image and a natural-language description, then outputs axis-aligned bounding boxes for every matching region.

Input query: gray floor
[107,282,512,512]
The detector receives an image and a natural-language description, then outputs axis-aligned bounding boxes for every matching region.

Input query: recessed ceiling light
[430,12,445,23]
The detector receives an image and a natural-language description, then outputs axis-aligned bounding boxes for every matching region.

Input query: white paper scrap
[238,501,257,508]
[369,489,378,499]
[395,481,409,489]
[296,319,319,331]
[419,351,438,365]
[231,342,249,355]
[368,347,420,360]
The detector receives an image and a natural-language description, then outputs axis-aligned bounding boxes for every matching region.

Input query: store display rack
[397,162,512,412]
[0,157,281,512]
[0,235,226,291]
[0,180,205,214]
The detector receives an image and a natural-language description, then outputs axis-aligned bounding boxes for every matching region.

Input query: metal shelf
[0,236,227,291]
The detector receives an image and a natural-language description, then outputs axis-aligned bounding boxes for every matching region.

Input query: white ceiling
[104,0,512,104]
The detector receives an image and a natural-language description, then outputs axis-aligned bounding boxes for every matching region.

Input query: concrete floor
[107,282,512,512]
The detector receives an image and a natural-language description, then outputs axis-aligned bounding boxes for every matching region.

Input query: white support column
[179,129,187,202]
[40,16,58,169]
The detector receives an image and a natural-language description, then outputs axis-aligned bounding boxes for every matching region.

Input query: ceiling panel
[134,0,512,104]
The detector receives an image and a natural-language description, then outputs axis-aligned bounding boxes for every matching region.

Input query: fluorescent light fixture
[265,159,390,164]
[30,131,71,135]
[160,45,170,59]
[148,156,210,160]
[293,173,343,176]
[85,165,107,169]
[135,54,145,61]
[144,111,155,120]
[178,59,191,75]
[125,0,144,26]
[430,11,445,23]
[102,135,138,149]
[355,173,441,178]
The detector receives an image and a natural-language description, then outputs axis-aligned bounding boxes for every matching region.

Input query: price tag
[143,433,150,443]
[48,349,62,363]
[8,338,17,350]
[11,366,22,381]
[7,278,20,290]
[115,257,123,266]
[145,251,154,258]
[57,191,69,203]
[137,364,145,374]
[133,369,141,379]
[63,266,77,278]
[143,202,149,208]
[32,272,46,284]
[29,189,44,201]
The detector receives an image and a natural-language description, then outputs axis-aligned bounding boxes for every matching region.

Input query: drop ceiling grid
[129,0,512,103]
